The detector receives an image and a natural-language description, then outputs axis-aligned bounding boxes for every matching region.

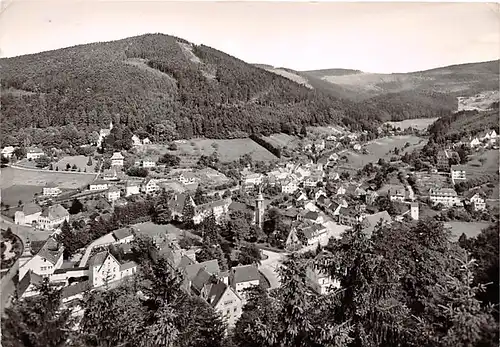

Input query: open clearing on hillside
[445,222,491,241]
[385,118,438,130]
[264,68,313,89]
[466,150,499,180]
[138,138,278,163]
[344,135,426,169]
[457,90,499,112]
[262,133,300,150]
[0,167,96,190]
[55,155,96,173]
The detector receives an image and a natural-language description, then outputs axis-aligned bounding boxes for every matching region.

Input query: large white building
[111,152,124,167]
[429,188,461,207]
[450,165,467,184]
[1,146,15,159]
[43,182,62,197]
[26,147,45,160]
[37,204,70,230]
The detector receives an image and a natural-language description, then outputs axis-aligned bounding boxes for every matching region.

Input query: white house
[125,181,140,197]
[193,198,232,225]
[89,180,109,191]
[107,186,121,202]
[26,147,45,160]
[141,178,159,194]
[19,237,64,279]
[37,204,70,230]
[111,152,124,166]
[132,135,142,147]
[241,170,264,186]
[429,188,461,207]
[96,121,113,148]
[1,146,15,159]
[43,182,62,197]
[450,165,467,184]
[103,168,119,181]
[230,265,260,300]
[466,192,487,212]
[18,270,44,298]
[140,157,156,168]
[177,172,198,185]
[353,143,362,151]
[88,251,137,288]
[14,203,42,226]
[281,179,298,194]
[306,267,340,295]
[112,228,135,244]
[469,137,481,148]
[387,185,406,202]
[314,139,326,151]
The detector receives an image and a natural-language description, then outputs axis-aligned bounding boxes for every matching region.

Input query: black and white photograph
[0,1,499,346]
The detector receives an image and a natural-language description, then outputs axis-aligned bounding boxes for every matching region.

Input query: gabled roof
[192,268,214,293]
[91,179,109,186]
[45,182,58,188]
[168,193,189,214]
[231,264,260,284]
[184,259,220,282]
[88,251,118,268]
[111,152,124,159]
[303,211,320,221]
[430,188,458,197]
[450,165,467,171]
[108,185,120,193]
[22,202,42,216]
[120,261,138,271]
[36,237,64,265]
[281,207,300,218]
[229,201,253,213]
[18,270,43,297]
[61,281,91,300]
[113,227,133,241]
[40,204,69,220]
[27,147,43,153]
[301,224,327,240]
[207,280,231,307]
[195,198,232,213]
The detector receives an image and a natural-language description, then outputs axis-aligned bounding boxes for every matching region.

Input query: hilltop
[1,34,383,145]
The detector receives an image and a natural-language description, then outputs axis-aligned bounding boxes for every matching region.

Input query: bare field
[385,118,438,130]
[262,133,300,150]
[0,167,96,190]
[445,222,491,241]
[138,138,278,163]
[344,135,426,169]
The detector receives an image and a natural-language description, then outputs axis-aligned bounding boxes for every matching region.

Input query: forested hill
[1,34,388,145]
[428,104,500,143]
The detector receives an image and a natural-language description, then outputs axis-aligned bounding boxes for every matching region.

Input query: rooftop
[36,237,64,265]
[40,204,69,220]
[231,264,260,284]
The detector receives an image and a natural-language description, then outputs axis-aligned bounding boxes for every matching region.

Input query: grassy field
[466,150,499,180]
[385,118,439,130]
[138,138,278,163]
[55,155,95,173]
[445,221,491,241]
[344,135,426,169]
[0,167,96,190]
[1,185,43,207]
[262,133,300,150]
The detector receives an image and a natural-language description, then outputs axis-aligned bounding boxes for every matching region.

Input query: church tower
[255,186,265,229]
[410,202,419,221]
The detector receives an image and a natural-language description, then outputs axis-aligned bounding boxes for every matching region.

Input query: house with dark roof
[107,185,121,202]
[37,204,69,230]
[26,146,44,160]
[14,202,43,226]
[201,277,243,328]
[89,179,109,191]
[88,251,137,288]
[17,270,44,298]
[386,185,406,202]
[112,228,134,244]
[61,280,91,304]
[141,178,160,194]
[111,152,124,166]
[180,259,220,291]
[302,210,324,224]
[464,191,487,211]
[19,236,64,279]
[230,265,260,299]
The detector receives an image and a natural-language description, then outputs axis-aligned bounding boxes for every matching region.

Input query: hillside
[302,60,500,99]
[428,105,500,142]
[1,34,385,146]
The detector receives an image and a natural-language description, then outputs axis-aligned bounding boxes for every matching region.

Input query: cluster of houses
[14,203,70,231]
[466,129,498,149]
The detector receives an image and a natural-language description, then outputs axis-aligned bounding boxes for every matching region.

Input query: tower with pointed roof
[255,185,264,229]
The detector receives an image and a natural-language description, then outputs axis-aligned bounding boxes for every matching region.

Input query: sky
[0,1,499,73]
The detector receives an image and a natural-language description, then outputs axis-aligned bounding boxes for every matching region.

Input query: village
[1,119,499,330]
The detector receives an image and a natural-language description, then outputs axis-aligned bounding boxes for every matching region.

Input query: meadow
[55,155,96,173]
[138,138,278,163]
[0,167,96,190]
[385,117,439,130]
[444,221,491,241]
[465,150,499,180]
[343,135,427,169]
